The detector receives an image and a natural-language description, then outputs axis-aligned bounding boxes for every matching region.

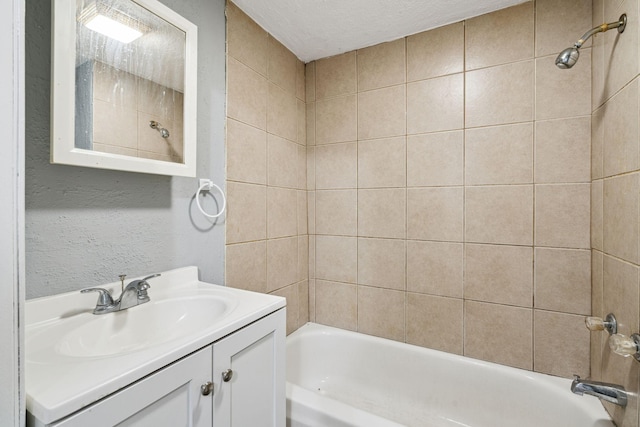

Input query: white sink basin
[27,291,237,362]
[55,295,233,358]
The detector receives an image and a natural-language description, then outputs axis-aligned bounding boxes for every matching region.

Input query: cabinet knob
[200,381,213,396]
[222,369,233,382]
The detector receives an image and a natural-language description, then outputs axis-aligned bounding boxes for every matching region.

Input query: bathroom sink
[56,295,233,358]
[27,291,237,362]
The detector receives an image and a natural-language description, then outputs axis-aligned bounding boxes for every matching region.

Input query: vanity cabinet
[37,309,285,427]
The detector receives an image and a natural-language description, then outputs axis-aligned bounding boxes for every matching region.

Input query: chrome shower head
[555,14,627,69]
[555,47,580,69]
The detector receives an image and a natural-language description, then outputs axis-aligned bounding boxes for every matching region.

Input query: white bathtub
[286,323,614,427]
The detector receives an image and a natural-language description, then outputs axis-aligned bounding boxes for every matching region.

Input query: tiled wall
[91,61,184,162]
[224,2,309,334]
[307,0,594,377]
[590,0,640,425]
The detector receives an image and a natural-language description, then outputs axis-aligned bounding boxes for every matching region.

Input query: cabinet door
[53,346,213,427]
[213,309,285,427]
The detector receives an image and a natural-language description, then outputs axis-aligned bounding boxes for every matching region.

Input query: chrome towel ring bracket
[195,178,226,219]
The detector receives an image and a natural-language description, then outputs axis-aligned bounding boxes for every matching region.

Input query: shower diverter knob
[585,313,617,334]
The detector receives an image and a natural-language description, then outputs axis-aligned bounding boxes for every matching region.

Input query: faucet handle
[80,287,115,307]
[609,333,640,360]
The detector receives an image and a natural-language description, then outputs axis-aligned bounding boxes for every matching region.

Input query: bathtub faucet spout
[571,375,627,407]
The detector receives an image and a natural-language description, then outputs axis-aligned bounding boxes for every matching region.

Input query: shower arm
[574,15,627,48]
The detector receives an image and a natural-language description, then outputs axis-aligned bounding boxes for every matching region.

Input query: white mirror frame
[51,0,198,177]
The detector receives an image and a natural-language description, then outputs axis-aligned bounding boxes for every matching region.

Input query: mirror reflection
[75,0,186,163]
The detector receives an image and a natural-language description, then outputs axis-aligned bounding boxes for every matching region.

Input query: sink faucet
[571,375,628,407]
[81,274,161,314]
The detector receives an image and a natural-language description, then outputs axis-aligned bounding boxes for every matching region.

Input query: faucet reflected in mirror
[80,273,161,314]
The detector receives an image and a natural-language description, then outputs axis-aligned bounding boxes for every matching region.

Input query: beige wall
[224,2,309,335]
[590,0,640,425]
[92,61,184,162]
[307,0,594,377]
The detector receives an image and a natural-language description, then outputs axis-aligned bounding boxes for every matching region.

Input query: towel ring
[196,179,226,219]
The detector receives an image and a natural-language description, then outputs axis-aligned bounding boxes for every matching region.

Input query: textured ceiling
[232,0,529,62]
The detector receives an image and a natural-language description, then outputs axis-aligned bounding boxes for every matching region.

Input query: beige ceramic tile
[591,2,605,110]
[535,184,590,249]
[226,182,266,244]
[227,57,268,130]
[357,38,406,91]
[534,311,590,378]
[407,22,464,82]
[92,101,137,149]
[406,241,463,298]
[315,142,357,189]
[465,123,533,185]
[535,117,591,183]
[535,0,593,57]
[305,62,316,102]
[407,131,463,187]
[297,190,308,235]
[407,73,464,135]
[92,144,137,157]
[464,301,533,370]
[315,95,357,144]
[603,253,640,336]
[93,62,137,107]
[308,279,316,322]
[358,85,406,140]
[136,78,175,119]
[465,61,534,128]
[308,235,316,279]
[267,82,298,142]
[271,284,298,335]
[535,248,591,314]
[297,144,306,190]
[535,51,591,121]
[591,106,604,180]
[307,191,316,235]
[592,180,604,251]
[306,102,316,146]
[225,241,267,293]
[465,3,534,70]
[297,100,306,146]
[268,36,297,95]
[465,185,533,246]
[296,59,306,101]
[601,0,640,103]
[358,286,405,341]
[407,293,463,354]
[297,280,309,328]
[464,244,533,308]
[591,250,604,383]
[358,189,406,239]
[315,190,357,236]
[604,173,640,264]
[358,137,406,188]
[315,280,357,331]
[226,119,267,185]
[267,187,297,239]
[266,237,298,292]
[315,52,357,99]
[315,235,357,283]
[267,134,298,188]
[358,238,406,290]
[298,236,309,283]
[226,2,268,75]
[307,146,316,190]
[603,79,640,177]
[407,187,464,242]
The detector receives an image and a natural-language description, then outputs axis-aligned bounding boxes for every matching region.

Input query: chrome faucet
[571,375,628,407]
[81,274,160,314]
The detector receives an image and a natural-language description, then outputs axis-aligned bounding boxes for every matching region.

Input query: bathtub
[286,323,614,427]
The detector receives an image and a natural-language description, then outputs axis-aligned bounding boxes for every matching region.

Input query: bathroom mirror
[51,0,198,177]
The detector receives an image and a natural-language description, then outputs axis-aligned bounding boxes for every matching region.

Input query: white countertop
[26,266,286,424]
